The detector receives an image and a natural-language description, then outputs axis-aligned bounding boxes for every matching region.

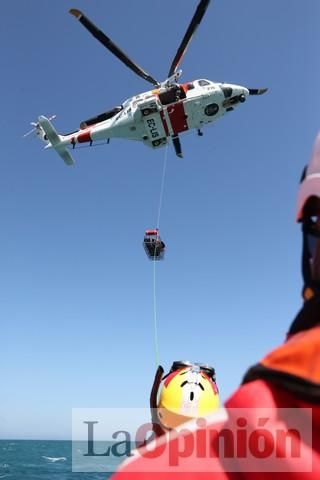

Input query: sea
[0,440,116,480]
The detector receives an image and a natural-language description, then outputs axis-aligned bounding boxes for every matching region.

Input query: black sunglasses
[303,220,320,258]
[169,360,216,381]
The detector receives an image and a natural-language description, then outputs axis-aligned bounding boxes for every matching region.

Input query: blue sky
[1,0,320,439]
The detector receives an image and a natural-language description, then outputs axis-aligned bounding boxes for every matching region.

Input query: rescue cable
[153,144,169,367]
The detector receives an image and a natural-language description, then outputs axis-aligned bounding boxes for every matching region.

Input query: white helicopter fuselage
[49,79,249,153]
[34,3,267,164]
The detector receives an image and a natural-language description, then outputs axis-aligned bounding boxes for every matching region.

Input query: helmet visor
[169,360,216,381]
[303,219,320,282]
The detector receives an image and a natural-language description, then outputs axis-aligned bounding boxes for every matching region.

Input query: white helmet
[296,132,320,300]
[296,132,320,222]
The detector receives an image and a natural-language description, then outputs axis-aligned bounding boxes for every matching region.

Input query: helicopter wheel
[142,108,151,116]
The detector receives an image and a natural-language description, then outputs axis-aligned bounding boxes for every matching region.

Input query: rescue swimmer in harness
[143,229,166,260]
[113,133,320,479]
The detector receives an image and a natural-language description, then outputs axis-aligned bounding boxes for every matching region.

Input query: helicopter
[32,0,267,165]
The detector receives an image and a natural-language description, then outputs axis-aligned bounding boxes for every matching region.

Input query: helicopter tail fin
[38,116,75,166]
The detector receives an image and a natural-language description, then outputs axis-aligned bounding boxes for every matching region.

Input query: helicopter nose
[241,87,250,102]
[233,86,249,102]
[241,87,250,99]
[222,85,249,108]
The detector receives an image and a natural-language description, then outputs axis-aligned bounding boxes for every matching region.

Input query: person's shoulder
[225,378,281,409]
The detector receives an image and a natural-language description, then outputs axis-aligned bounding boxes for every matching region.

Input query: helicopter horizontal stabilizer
[38,116,74,166]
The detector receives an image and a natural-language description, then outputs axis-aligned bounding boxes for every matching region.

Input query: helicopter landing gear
[197,129,203,136]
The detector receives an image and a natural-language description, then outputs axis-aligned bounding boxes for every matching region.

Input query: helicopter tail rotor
[22,115,73,166]
[22,115,57,139]
[38,116,74,166]
[22,122,39,138]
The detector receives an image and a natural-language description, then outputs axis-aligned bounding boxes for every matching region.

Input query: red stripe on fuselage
[167,102,188,135]
[77,130,92,143]
[160,111,169,136]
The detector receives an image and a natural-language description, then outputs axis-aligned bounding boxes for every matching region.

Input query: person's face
[308,210,320,282]
[311,215,320,281]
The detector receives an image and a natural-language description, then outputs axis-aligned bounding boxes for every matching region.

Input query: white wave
[42,456,67,463]
[0,475,12,479]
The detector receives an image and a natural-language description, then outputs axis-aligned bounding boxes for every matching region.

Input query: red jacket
[112,325,320,479]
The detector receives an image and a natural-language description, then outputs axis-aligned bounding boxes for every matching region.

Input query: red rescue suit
[112,316,320,479]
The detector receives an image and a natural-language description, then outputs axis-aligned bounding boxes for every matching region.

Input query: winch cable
[156,143,168,231]
[75,138,166,367]
[153,143,168,367]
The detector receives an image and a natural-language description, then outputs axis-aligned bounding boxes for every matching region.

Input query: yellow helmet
[154,361,220,431]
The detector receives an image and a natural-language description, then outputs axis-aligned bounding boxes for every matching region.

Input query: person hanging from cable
[113,133,320,478]
[143,229,165,260]
[150,361,220,437]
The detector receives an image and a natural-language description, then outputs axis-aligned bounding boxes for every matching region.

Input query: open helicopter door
[38,116,75,166]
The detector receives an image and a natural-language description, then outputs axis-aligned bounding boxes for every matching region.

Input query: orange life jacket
[242,325,320,402]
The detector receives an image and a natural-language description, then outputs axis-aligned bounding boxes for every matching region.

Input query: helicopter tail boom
[38,116,75,166]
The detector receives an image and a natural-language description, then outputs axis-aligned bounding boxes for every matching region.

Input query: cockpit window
[221,86,233,98]
[122,98,131,108]
[198,79,210,86]
[185,82,195,90]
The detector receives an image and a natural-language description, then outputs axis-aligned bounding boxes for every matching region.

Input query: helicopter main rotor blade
[69,9,160,87]
[168,0,211,78]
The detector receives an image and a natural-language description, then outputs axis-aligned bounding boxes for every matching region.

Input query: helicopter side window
[80,106,123,129]
[205,103,219,116]
[198,79,210,86]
